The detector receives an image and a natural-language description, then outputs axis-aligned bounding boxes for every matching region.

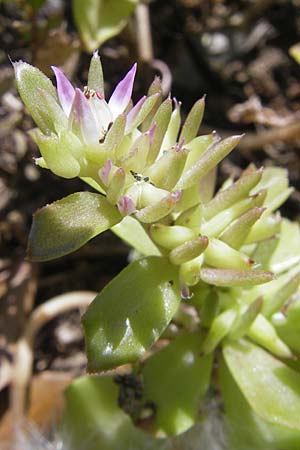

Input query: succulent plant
[14,53,300,450]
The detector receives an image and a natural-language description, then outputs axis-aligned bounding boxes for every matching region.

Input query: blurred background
[1,0,300,444]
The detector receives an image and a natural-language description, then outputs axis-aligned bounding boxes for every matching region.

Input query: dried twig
[10,291,96,446]
[135,2,172,96]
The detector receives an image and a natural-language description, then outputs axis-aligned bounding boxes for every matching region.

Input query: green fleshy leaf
[223,340,300,431]
[220,354,300,450]
[274,297,300,353]
[60,375,167,450]
[112,216,161,256]
[14,61,60,134]
[177,135,242,190]
[82,256,180,371]
[252,167,292,212]
[73,0,139,52]
[80,176,106,194]
[28,192,121,261]
[33,130,81,179]
[256,219,300,274]
[142,332,213,436]
[179,97,205,144]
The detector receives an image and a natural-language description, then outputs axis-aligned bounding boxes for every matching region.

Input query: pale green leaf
[142,332,213,436]
[73,0,139,52]
[253,219,300,273]
[223,340,300,431]
[28,192,121,261]
[82,256,180,371]
[61,375,167,450]
[112,216,161,256]
[220,355,300,450]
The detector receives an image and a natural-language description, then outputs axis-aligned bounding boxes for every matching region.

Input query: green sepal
[28,192,121,261]
[142,332,213,436]
[88,50,104,94]
[82,256,180,371]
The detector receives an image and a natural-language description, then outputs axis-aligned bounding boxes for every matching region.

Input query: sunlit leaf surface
[83,256,180,371]
[223,340,300,431]
[142,332,213,435]
[220,355,300,450]
[28,192,121,261]
[61,375,167,450]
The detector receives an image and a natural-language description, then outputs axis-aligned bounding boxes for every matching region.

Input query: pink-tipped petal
[171,190,182,202]
[177,139,185,151]
[126,95,146,130]
[117,195,136,216]
[51,66,75,116]
[69,88,98,145]
[108,63,137,119]
[149,123,157,144]
[98,159,112,185]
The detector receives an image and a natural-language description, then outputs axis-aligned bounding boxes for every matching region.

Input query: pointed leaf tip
[88,50,104,94]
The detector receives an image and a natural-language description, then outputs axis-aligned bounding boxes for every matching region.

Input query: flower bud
[150,224,197,250]
[179,96,205,144]
[169,236,208,265]
[106,167,126,204]
[202,309,237,354]
[200,268,274,287]
[248,314,292,358]
[117,195,136,216]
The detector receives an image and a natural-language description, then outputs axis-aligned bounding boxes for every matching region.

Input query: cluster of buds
[14,53,300,359]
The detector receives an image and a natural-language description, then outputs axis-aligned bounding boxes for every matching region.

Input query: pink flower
[51,52,137,146]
